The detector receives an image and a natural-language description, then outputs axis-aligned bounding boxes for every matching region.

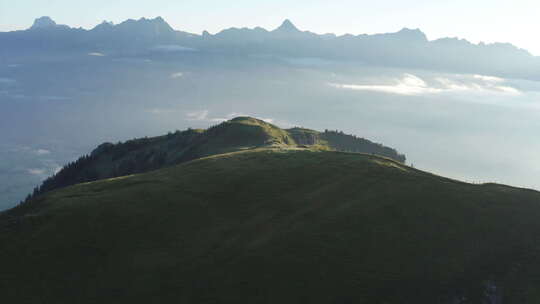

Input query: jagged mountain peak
[99,20,114,26]
[136,16,166,23]
[29,16,70,30]
[31,16,57,29]
[120,16,172,27]
[394,27,428,41]
[274,19,300,32]
[92,20,114,31]
[90,16,176,38]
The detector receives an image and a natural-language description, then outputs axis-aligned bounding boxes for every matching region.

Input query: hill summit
[21,117,405,203]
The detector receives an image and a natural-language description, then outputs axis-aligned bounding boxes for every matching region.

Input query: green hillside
[23,117,405,203]
[3,148,540,303]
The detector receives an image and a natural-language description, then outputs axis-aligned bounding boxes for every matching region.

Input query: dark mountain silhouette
[2,16,539,79]
[3,120,540,303]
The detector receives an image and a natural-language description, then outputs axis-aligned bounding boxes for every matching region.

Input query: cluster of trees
[19,128,205,206]
[287,128,406,163]
[21,154,98,205]
[321,130,406,163]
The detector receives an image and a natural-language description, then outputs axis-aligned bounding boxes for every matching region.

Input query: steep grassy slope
[24,117,405,203]
[3,148,540,303]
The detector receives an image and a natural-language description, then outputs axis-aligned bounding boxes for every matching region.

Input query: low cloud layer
[330,73,521,96]
[186,110,275,124]
[186,110,211,121]
[152,45,197,52]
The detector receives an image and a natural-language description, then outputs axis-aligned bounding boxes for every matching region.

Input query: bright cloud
[34,149,51,156]
[495,86,521,94]
[170,72,184,79]
[186,110,210,121]
[27,168,46,176]
[330,74,441,96]
[53,166,62,175]
[152,45,197,52]
[473,74,504,83]
[330,73,521,96]
[88,52,105,56]
[435,76,521,95]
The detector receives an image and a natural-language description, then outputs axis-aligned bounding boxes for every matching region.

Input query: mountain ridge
[19,117,405,206]
[13,16,528,54]
[3,16,537,80]
[7,16,522,50]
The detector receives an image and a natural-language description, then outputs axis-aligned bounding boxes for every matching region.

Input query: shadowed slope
[3,149,540,303]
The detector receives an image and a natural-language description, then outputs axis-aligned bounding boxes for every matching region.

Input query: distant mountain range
[2,16,540,80]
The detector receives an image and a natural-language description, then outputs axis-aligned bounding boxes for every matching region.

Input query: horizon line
[0,15,534,55]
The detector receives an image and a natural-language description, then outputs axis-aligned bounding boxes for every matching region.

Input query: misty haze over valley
[2,16,540,210]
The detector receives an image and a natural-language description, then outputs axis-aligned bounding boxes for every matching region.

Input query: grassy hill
[23,117,405,203]
[3,148,540,303]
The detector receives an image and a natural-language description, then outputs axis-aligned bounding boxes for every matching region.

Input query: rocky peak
[30,16,58,29]
[274,19,300,32]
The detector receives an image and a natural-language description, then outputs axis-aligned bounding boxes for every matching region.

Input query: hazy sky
[1,0,539,55]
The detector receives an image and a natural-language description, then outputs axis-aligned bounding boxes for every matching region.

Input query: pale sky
[1,0,539,55]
